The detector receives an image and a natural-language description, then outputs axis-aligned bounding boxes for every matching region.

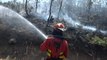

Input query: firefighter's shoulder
[47,35,54,40]
[63,39,68,45]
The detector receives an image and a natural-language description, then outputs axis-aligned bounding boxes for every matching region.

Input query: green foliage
[90,36,107,47]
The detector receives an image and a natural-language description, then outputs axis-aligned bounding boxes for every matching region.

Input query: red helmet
[53,23,66,31]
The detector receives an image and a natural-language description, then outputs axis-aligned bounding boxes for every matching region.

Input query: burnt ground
[0,40,107,60]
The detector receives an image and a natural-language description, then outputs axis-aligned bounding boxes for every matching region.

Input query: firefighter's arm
[40,39,49,52]
[59,40,69,60]
[64,40,69,58]
[40,36,53,52]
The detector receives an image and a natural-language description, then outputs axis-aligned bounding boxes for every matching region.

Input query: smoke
[30,0,107,34]
[36,0,50,20]
[82,26,97,31]
[100,30,107,35]
[35,0,95,29]
[63,13,82,28]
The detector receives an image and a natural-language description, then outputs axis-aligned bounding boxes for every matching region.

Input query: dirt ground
[0,43,72,60]
[0,41,107,60]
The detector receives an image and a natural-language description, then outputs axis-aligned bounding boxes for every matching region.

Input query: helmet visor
[58,28,66,31]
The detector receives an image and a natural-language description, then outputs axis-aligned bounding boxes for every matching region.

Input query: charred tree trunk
[57,0,63,19]
[48,0,54,19]
[35,0,38,12]
[47,0,54,25]
[13,0,17,5]
[87,0,93,21]
[25,0,30,16]
[45,0,54,34]
[23,0,25,7]
[11,0,17,10]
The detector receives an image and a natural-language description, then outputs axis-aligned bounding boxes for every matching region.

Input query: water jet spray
[0,5,47,42]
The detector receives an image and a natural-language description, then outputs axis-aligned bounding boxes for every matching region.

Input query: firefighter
[40,23,69,60]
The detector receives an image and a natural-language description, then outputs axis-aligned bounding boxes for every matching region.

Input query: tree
[47,0,54,25]
[45,0,54,34]
[87,0,93,21]
[23,0,25,7]
[57,0,63,19]
[13,0,17,5]
[48,0,54,20]
[35,0,38,13]
[25,0,30,16]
